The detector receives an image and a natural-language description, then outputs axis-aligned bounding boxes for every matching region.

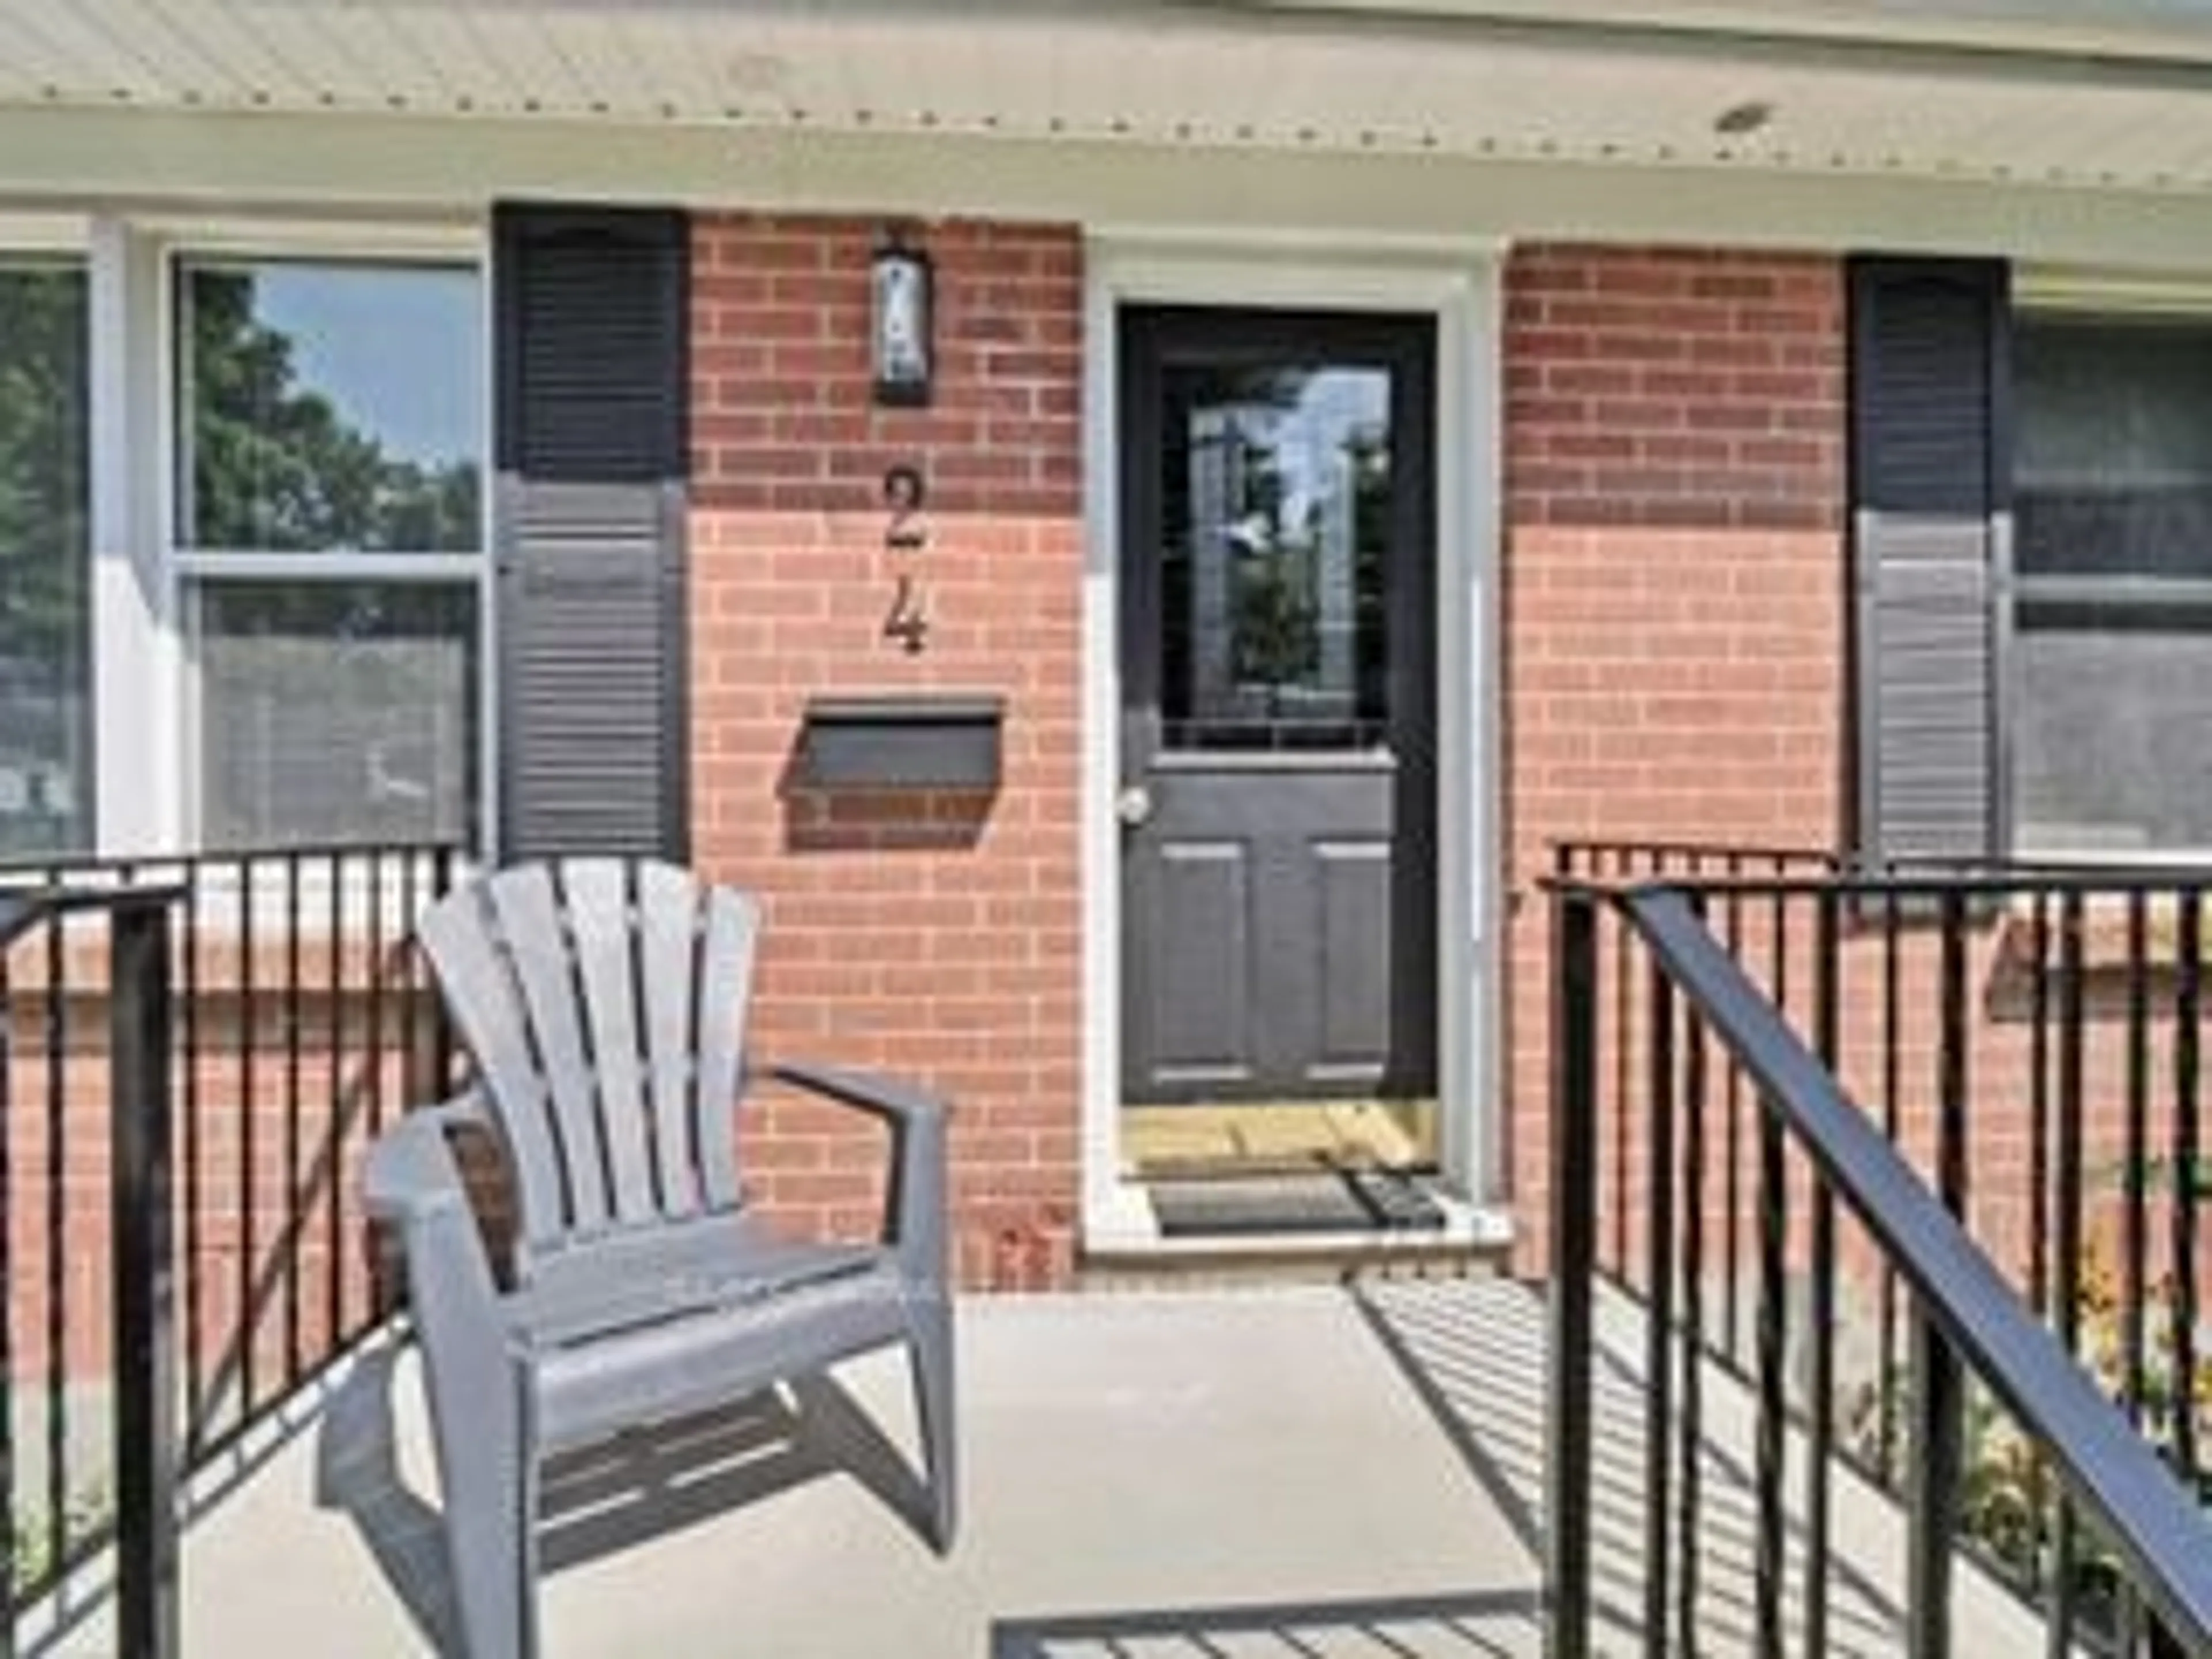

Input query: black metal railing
[1548,849,2212,1658]
[0,841,459,1656]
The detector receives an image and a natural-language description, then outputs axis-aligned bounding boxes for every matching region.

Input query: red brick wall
[1500,244,1850,1263]
[688,214,1085,1289]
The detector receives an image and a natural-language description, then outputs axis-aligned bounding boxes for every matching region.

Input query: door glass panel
[1158,363,1391,751]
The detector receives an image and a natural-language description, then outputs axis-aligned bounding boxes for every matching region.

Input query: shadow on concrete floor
[312,1341,936,1652]
[1350,1278,1910,1658]
[990,1586,1546,1658]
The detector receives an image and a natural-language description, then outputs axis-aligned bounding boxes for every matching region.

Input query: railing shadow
[1353,1277,1908,1657]
[989,1586,1547,1658]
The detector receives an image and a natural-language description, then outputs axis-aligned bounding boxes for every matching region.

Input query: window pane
[178,259,483,553]
[1158,363,1392,751]
[0,261,92,857]
[2016,603,2212,853]
[196,582,477,849]
[2017,316,2212,581]
[2014,314,2212,853]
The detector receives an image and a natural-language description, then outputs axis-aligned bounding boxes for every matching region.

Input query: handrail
[0,884,187,944]
[0,835,465,880]
[1556,866,2212,900]
[0,892,39,948]
[1620,884,2212,1650]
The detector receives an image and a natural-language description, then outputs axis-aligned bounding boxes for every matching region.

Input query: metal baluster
[1755,1076,1788,1659]
[366,852,385,1142]
[1906,888,1970,1659]
[1677,892,1709,1659]
[1725,859,1745,1366]
[2030,890,2052,1324]
[1756,874,1792,1659]
[431,844,457,1096]
[1548,891,1601,1659]
[238,859,257,1422]
[41,884,65,1590]
[2050,889,2088,1659]
[1615,871,1635,1276]
[1643,959,1677,1659]
[327,851,345,1348]
[2176,891,2202,1512]
[2120,889,2152,1656]
[181,859,203,1454]
[1880,886,1903,1483]
[110,895,178,1659]
[283,853,302,1385]
[400,853,420,1109]
[366,853,388,1321]
[1,912,14,1654]
[2025,885,2052,1601]
[1806,888,1840,1659]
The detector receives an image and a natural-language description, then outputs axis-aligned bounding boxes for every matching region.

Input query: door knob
[1116,784,1154,827]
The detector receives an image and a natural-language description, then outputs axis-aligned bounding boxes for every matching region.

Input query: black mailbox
[798,694,1005,790]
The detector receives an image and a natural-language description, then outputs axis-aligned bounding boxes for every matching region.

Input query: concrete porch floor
[40,1279,2046,1657]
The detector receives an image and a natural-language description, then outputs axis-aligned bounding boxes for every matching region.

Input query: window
[172,255,486,849]
[2013,313,2212,854]
[1158,363,1393,751]
[0,259,92,859]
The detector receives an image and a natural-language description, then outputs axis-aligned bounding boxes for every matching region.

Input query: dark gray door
[1119,306,1437,1105]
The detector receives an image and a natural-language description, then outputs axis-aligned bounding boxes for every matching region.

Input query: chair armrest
[364,1096,488,1225]
[363,1095,507,1350]
[767,1063,948,1276]
[766,1062,946,1128]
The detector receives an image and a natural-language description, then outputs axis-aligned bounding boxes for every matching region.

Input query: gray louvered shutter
[493,204,690,862]
[1849,256,2012,866]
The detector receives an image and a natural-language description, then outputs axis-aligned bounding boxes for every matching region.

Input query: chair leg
[424,1346,540,1659]
[907,1295,957,1554]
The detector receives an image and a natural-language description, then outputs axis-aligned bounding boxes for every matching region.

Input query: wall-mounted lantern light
[870,233,934,407]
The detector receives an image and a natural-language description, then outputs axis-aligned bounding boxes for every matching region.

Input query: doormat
[1149,1171,1448,1238]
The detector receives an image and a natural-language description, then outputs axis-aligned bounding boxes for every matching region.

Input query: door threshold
[1083,1176,1514,1266]
[1149,1169,1449,1238]
[1122,1099,1438,1183]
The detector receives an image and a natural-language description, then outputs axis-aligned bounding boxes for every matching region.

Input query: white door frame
[1078,228,1504,1247]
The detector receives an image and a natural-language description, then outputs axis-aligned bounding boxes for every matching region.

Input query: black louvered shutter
[1848,256,2012,866]
[493,204,690,862]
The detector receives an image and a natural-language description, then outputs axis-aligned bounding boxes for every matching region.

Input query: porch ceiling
[12,1,2212,195]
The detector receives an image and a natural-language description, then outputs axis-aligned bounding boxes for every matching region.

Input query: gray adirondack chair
[363,859,955,1659]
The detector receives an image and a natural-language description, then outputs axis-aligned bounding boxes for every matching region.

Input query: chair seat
[505,1213,911,1450]
[509,1211,889,1350]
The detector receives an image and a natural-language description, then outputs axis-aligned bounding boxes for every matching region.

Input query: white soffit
[11,2,2212,192]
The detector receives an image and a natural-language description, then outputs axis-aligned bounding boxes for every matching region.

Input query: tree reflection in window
[1162,362,1392,750]
[180,261,482,555]
[0,262,91,856]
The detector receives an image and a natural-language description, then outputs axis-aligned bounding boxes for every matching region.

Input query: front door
[1119,306,1438,1107]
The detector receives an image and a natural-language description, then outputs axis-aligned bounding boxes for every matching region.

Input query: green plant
[9,1479,112,1600]
[1845,1241,2212,1626]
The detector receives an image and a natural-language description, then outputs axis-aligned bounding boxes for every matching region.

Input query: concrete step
[1077,1177,1513,1288]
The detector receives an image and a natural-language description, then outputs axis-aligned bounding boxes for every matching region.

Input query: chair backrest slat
[693,887,757,1212]
[486,866,614,1236]
[418,858,761,1252]
[416,885,572,1255]
[638,861,704,1214]
[562,861,658,1226]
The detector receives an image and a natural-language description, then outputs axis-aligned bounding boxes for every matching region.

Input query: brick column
[1499,245,1849,1265]
[689,215,1085,1289]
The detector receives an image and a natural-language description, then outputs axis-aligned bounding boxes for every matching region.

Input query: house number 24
[882,463,930,654]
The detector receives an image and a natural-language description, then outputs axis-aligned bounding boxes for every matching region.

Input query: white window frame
[151,219,496,860]
[2009,268,2212,864]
